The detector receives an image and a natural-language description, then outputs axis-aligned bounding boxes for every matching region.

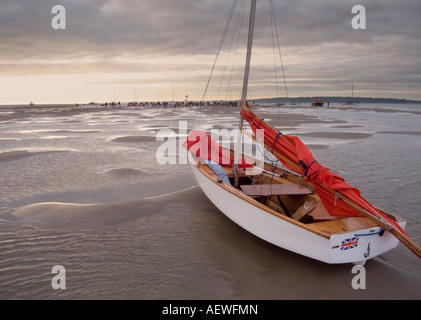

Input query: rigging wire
[198,0,296,135]
[269,0,295,134]
[270,1,279,99]
[225,0,247,101]
[201,0,238,103]
[269,0,289,104]
[217,0,245,101]
[194,0,239,131]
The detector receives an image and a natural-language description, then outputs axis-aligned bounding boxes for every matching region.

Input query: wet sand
[0,103,420,299]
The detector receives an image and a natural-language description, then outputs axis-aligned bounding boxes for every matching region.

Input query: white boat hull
[190,155,405,264]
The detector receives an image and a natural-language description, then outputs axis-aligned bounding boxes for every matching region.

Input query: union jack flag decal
[340,237,359,251]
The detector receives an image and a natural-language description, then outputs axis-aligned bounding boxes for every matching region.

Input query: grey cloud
[1,0,419,59]
[0,0,420,99]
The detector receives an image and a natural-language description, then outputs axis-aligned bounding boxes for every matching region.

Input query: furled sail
[183,129,252,169]
[240,103,408,236]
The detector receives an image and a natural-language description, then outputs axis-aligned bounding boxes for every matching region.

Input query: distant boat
[183,0,421,264]
[29,101,34,106]
[342,83,358,106]
[311,97,324,107]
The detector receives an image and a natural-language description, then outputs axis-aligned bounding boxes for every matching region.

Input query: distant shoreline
[1,96,421,107]
[256,96,421,104]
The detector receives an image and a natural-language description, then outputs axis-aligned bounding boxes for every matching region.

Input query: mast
[240,0,257,105]
[234,0,257,186]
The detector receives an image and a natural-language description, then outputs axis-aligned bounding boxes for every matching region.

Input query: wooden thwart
[292,200,339,222]
[240,183,313,196]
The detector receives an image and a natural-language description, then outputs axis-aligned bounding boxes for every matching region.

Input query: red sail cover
[241,107,407,235]
[183,129,252,169]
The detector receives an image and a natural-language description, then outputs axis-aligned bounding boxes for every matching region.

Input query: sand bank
[111,135,157,143]
[0,149,66,162]
[298,132,373,139]
[377,131,421,136]
[11,186,212,226]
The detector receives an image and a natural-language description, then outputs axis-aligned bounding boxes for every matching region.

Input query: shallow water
[0,103,420,299]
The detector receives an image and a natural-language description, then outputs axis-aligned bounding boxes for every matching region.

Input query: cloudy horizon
[1,0,420,104]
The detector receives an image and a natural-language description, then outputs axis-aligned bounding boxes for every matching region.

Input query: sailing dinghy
[184,0,421,264]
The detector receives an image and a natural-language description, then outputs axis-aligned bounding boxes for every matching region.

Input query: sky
[0,0,420,104]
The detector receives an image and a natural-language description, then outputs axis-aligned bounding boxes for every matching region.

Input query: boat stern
[329,221,406,264]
